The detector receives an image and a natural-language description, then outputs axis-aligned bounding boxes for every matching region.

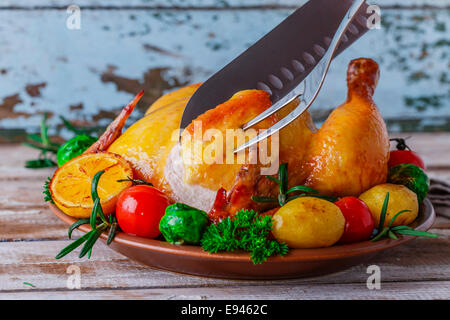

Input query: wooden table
[0,133,449,299]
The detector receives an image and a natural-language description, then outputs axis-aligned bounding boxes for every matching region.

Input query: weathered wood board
[0,0,449,141]
[4,281,450,300]
[0,132,449,299]
[0,229,448,292]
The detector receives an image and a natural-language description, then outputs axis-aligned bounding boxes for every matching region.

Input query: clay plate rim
[49,199,435,262]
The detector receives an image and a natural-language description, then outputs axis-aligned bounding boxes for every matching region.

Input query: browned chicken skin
[302,58,389,196]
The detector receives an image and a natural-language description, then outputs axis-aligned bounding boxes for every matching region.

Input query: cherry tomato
[389,150,426,170]
[388,138,425,170]
[116,185,171,238]
[335,197,375,244]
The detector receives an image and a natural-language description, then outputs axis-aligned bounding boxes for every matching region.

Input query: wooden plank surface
[0,229,448,292]
[0,1,449,141]
[4,281,450,300]
[0,132,449,299]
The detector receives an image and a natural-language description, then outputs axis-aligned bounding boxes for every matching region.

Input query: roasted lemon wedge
[50,152,133,218]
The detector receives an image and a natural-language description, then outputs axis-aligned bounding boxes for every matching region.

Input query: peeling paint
[99,66,188,113]
[0,7,448,135]
[69,103,83,111]
[25,82,46,97]
[0,94,29,119]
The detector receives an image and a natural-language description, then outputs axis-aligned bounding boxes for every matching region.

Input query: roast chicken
[105,58,389,219]
[303,58,389,196]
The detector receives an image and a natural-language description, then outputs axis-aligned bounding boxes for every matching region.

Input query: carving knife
[180,0,371,130]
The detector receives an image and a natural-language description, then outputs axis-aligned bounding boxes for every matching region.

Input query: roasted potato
[359,183,419,227]
[272,197,345,248]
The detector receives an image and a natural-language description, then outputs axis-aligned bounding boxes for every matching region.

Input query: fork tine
[242,81,305,130]
[234,99,310,153]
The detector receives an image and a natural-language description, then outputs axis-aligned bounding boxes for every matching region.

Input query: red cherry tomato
[335,197,375,244]
[116,185,171,238]
[388,138,426,170]
[388,150,426,170]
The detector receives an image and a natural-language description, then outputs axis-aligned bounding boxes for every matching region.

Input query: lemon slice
[50,152,133,218]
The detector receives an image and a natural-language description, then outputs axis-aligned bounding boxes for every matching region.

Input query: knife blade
[180,0,370,130]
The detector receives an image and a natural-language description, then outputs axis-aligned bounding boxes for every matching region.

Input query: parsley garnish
[201,209,288,264]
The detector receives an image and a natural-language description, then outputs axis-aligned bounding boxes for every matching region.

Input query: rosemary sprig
[24,113,60,169]
[23,141,59,154]
[60,116,84,135]
[251,163,338,206]
[117,177,153,186]
[24,114,97,169]
[60,116,98,136]
[23,282,36,288]
[68,218,90,239]
[55,170,119,259]
[371,192,438,242]
[25,158,57,169]
[106,218,118,245]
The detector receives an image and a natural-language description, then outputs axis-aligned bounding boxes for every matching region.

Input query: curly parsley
[201,209,288,264]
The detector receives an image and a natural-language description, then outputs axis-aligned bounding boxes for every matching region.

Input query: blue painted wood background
[0,0,448,141]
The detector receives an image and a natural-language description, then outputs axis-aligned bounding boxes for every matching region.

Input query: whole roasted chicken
[99,58,389,219]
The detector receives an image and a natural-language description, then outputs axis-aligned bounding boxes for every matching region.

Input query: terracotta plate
[50,199,435,279]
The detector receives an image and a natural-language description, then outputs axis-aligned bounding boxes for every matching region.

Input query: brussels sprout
[159,203,209,245]
[56,134,97,166]
[387,164,429,203]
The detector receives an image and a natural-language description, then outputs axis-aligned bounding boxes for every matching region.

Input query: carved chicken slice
[302,58,389,196]
[108,87,315,213]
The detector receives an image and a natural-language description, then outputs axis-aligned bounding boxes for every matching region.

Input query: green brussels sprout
[159,203,209,245]
[388,163,429,203]
[56,134,97,166]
